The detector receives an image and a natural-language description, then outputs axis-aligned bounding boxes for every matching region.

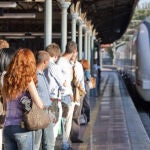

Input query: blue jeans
[3,125,34,150]
[61,118,69,150]
[61,95,71,106]
[61,96,72,150]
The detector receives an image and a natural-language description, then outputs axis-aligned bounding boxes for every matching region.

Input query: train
[115,16,150,102]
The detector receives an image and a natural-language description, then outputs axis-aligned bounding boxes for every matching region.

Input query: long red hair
[2,48,37,100]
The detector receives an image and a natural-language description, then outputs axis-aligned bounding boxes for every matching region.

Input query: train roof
[0,0,138,44]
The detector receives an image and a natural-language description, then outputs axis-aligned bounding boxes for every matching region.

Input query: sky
[138,0,150,4]
[138,0,150,8]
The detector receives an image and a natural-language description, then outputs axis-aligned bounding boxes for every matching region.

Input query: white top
[74,61,85,90]
[57,57,73,96]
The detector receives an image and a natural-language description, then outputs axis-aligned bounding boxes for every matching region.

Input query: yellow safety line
[78,96,102,150]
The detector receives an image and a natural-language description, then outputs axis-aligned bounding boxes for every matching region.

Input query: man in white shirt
[57,41,77,149]
[44,43,66,148]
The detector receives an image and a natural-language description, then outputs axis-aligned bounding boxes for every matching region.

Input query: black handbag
[20,94,51,130]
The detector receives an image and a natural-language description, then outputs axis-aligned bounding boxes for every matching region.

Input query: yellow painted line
[77,75,108,149]
[78,96,102,150]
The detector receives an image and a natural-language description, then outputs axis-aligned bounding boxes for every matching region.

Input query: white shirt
[57,57,73,96]
[74,61,85,90]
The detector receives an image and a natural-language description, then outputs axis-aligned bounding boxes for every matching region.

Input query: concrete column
[87,31,91,64]
[71,13,78,42]
[100,49,103,68]
[44,0,52,48]
[60,2,71,52]
[78,20,83,60]
[91,35,95,67]
[91,36,94,52]
[113,42,116,65]
[84,29,88,59]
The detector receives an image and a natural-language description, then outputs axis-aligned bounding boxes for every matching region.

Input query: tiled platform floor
[72,71,150,150]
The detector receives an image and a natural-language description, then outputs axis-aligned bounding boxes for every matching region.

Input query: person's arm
[85,70,91,81]
[28,79,45,109]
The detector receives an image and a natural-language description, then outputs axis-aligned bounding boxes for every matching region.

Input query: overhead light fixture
[0,13,36,19]
[0,2,17,8]
[0,32,43,36]
[0,32,24,36]
[0,32,71,39]
[25,0,44,2]
[5,36,36,39]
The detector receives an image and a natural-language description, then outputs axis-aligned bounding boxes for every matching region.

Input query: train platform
[72,71,150,150]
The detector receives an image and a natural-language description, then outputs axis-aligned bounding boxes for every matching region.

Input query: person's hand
[63,80,67,87]
[70,94,74,101]
[49,111,57,123]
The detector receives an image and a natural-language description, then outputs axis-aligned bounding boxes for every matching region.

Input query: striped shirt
[45,59,65,99]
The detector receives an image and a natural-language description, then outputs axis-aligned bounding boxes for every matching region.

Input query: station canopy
[0,0,138,44]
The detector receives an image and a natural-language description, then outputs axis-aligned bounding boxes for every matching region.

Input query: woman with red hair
[2,48,45,150]
[80,59,91,82]
[80,59,91,124]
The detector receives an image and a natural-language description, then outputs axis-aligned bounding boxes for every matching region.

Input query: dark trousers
[82,86,90,123]
[70,96,84,141]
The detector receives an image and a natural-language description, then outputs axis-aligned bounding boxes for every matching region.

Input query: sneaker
[71,139,84,143]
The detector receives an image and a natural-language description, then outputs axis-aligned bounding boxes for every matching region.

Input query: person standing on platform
[57,41,77,149]
[0,39,10,150]
[35,50,56,150]
[92,59,100,97]
[0,47,17,150]
[97,62,101,93]
[80,59,91,123]
[2,48,45,150]
[44,43,66,148]
[70,54,86,143]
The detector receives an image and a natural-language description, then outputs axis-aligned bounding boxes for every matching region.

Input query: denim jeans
[61,95,71,106]
[61,96,74,150]
[3,125,34,150]
[61,118,69,150]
